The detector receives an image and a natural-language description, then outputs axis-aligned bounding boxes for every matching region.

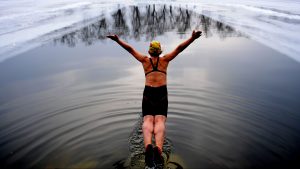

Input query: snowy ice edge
[0,0,299,63]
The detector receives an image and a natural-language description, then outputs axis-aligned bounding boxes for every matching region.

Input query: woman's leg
[154,115,166,150]
[143,115,154,148]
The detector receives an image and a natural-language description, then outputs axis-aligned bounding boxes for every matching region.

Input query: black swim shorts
[142,85,168,117]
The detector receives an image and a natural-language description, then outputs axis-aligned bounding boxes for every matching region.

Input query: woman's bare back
[143,56,169,87]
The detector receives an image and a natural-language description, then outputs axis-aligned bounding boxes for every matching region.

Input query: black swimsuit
[142,57,168,117]
[145,57,166,76]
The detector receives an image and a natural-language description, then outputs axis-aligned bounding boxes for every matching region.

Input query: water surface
[0,4,300,169]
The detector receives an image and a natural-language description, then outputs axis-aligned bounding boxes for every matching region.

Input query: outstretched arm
[106,35,146,62]
[164,30,202,62]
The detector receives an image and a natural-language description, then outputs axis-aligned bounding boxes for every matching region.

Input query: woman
[107,30,202,168]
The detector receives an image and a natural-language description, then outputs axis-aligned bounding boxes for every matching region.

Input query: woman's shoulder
[159,55,170,63]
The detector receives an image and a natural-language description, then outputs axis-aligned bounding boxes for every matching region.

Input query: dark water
[1,5,300,169]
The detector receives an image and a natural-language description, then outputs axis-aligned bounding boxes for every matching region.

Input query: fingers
[198,31,202,36]
[106,34,118,41]
[194,30,201,34]
[192,30,202,36]
[191,30,202,39]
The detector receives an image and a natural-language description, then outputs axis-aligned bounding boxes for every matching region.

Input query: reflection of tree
[97,18,108,40]
[215,21,236,39]
[112,8,129,36]
[55,5,242,47]
[144,5,166,39]
[201,15,212,38]
[58,32,77,47]
[131,6,142,40]
[176,8,191,33]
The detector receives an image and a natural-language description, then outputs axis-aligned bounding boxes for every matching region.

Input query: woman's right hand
[106,34,119,41]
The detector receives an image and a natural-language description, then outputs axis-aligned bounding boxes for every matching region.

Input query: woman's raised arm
[163,30,202,62]
[107,34,146,63]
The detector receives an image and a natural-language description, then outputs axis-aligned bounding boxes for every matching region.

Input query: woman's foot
[153,146,164,168]
[145,144,155,168]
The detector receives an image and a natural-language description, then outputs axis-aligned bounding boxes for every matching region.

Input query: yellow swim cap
[148,40,162,56]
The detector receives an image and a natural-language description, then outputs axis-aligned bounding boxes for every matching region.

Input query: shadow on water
[54,5,242,47]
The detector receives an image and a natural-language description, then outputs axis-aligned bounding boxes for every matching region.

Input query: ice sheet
[0,0,299,62]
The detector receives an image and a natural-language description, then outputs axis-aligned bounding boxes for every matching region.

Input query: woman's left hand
[192,30,202,39]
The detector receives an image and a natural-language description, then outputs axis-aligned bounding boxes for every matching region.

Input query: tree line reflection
[54,5,242,47]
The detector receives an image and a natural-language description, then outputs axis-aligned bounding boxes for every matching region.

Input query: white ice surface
[0,0,299,62]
